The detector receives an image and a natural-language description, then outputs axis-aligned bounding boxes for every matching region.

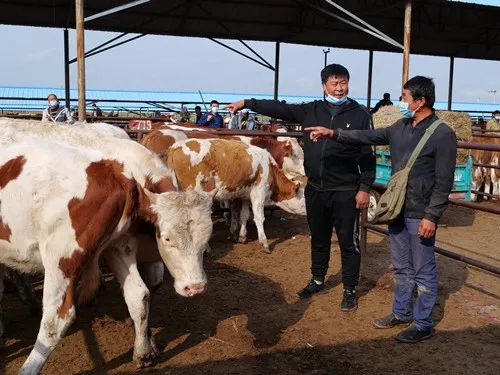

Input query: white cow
[0,120,214,373]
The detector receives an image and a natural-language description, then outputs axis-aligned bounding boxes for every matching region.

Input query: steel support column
[448,56,455,111]
[367,50,373,108]
[64,29,70,109]
[274,42,280,100]
[76,0,86,121]
[402,1,412,85]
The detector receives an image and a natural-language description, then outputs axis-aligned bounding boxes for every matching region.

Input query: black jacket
[244,98,375,192]
[336,113,457,223]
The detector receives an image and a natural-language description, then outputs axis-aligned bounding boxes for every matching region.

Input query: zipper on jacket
[318,114,335,189]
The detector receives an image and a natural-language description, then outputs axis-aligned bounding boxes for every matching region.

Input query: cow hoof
[262,245,272,254]
[238,236,247,244]
[136,347,159,368]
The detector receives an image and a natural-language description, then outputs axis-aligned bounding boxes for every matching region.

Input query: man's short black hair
[493,110,500,115]
[383,92,390,99]
[47,93,58,100]
[210,100,219,106]
[195,105,201,110]
[403,76,435,108]
[321,64,350,83]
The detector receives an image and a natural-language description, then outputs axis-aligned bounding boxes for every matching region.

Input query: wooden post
[367,50,373,109]
[64,29,70,110]
[76,0,86,121]
[402,1,412,86]
[274,42,280,100]
[448,56,454,111]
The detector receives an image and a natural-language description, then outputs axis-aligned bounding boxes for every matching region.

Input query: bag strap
[405,119,442,170]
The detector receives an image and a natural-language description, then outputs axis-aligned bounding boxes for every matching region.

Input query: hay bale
[372,105,402,129]
[372,106,472,163]
[435,110,472,142]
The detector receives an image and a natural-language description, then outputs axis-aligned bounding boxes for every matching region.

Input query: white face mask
[211,106,219,114]
[495,115,500,120]
[49,100,59,108]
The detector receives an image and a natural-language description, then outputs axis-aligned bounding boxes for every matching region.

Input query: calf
[166,138,306,252]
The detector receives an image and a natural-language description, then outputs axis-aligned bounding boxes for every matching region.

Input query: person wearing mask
[194,105,203,123]
[371,92,393,114]
[179,106,191,122]
[306,76,457,343]
[226,64,375,311]
[91,103,103,117]
[240,109,256,130]
[485,110,500,132]
[41,94,74,124]
[197,100,224,128]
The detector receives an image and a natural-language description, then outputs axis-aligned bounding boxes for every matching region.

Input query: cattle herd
[0,118,307,374]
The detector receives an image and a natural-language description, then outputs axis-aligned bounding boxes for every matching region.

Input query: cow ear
[138,185,158,223]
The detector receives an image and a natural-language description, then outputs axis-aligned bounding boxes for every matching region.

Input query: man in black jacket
[306,76,457,342]
[226,64,375,311]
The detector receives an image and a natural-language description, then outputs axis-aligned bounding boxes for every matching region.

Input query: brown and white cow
[165,138,306,252]
[0,119,214,373]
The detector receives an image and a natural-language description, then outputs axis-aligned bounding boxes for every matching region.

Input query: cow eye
[164,237,170,243]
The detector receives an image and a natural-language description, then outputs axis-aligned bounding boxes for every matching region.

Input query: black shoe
[297,279,325,299]
[396,324,434,343]
[340,288,357,311]
[373,313,412,329]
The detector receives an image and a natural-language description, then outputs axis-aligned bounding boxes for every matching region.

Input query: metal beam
[64,29,70,109]
[367,50,373,108]
[402,1,412,85]
[238,39,274,69]
[274,42,280,100]
[209,38,274,70]
[69,33,145,64]
[76,0,86,121]
[448,56,454,111]
[85,0,151,23]
[323,0,404,49]
[309,3,403,50]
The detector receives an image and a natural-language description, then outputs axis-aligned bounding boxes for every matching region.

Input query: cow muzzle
[183,282,207,297]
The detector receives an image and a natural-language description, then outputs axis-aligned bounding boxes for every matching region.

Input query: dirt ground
[1,204,499,375]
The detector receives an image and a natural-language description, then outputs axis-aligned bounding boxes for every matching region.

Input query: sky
[0,1,499,105]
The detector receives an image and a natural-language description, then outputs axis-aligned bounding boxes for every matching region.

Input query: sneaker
[373,313,412,329]
[396,324,434,343]
[297,279,325,299]
[340,288,357,311]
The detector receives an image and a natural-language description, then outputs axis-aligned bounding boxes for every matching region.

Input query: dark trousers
[305,185,361,288]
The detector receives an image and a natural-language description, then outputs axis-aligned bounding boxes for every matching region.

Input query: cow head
[269,163,306,216]
[139,188,213,297]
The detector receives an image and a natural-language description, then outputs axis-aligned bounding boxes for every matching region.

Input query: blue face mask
[326,94,348,106]
[399,101,414,118]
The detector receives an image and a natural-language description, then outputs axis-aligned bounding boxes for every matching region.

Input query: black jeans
[305,185,361,289]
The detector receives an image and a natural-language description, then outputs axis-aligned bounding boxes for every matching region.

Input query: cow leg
[238,201,251,244]
[0,264,6,347]
[250,190,270,253]
[484,169,491,200]
[19,269,76,375]
[229,199,242,242]
[471,167,483,201]
[104,246,158,368]
[221,200,231,227]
